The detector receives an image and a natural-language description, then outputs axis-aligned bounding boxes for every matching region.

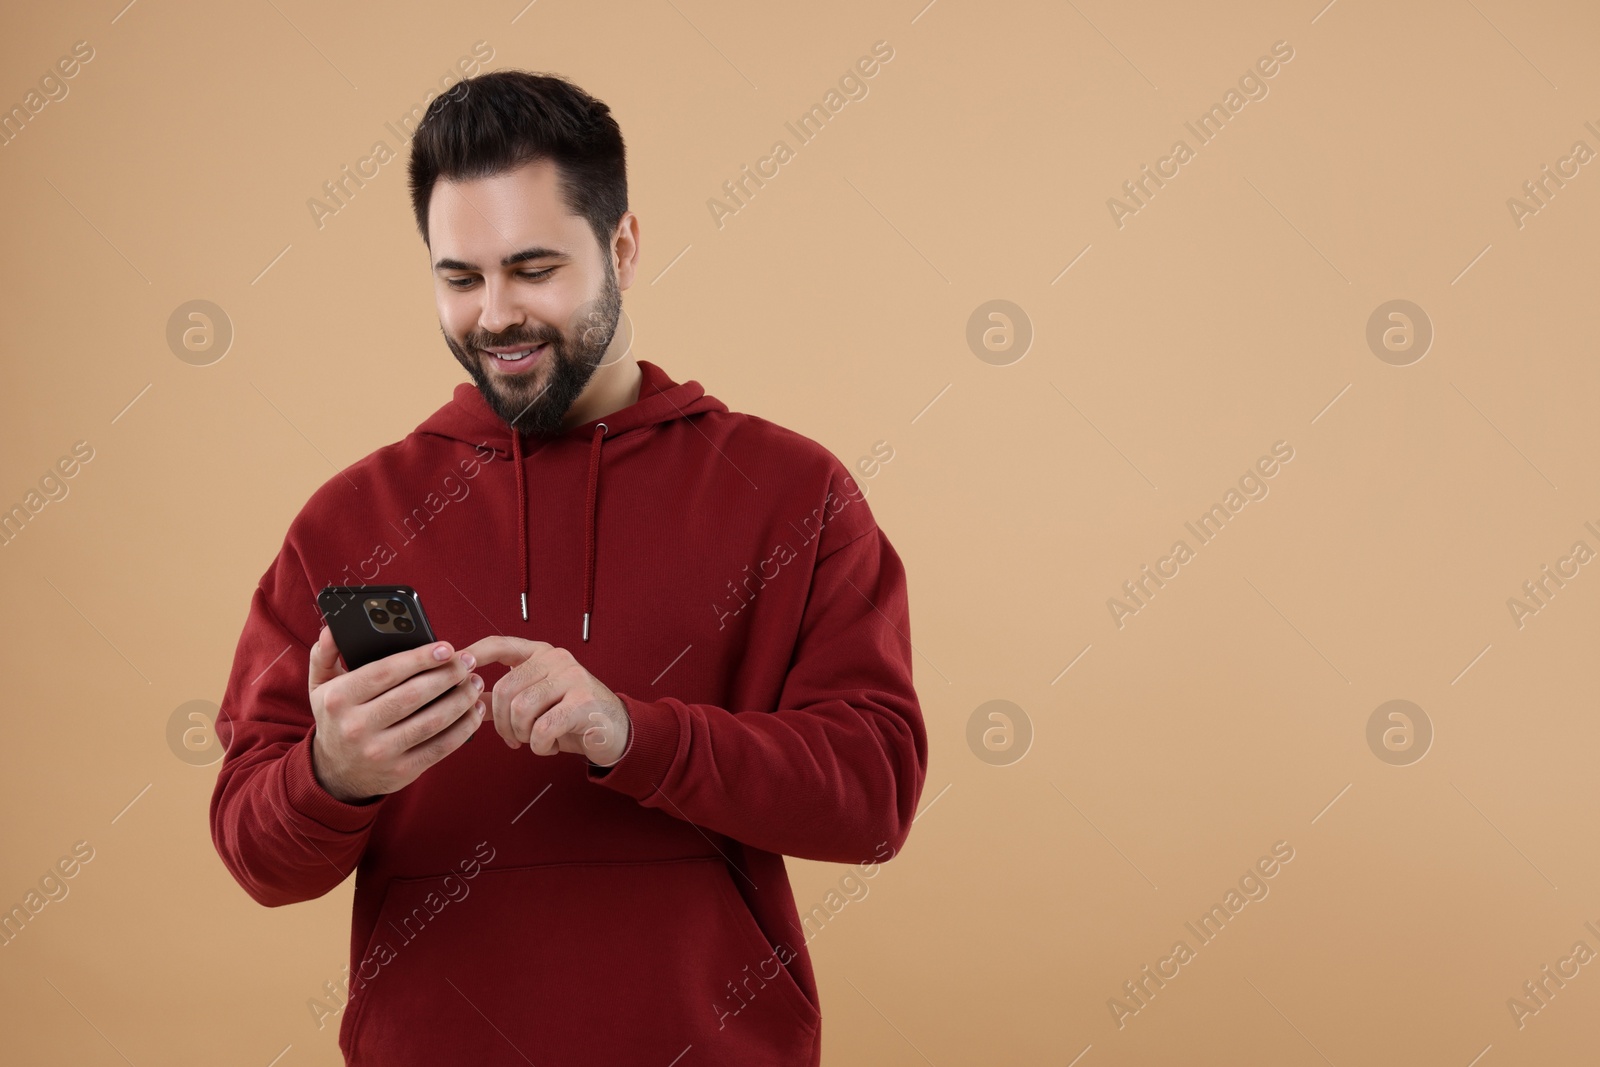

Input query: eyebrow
[433,246,571,272]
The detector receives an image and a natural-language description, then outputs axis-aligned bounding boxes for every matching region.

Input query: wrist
[311,740,374,804]
[589,703,633,769]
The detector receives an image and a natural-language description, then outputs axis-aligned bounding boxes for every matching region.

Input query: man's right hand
[307,626,486,804]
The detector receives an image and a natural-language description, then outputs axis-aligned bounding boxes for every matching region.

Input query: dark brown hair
[407,70,628,253]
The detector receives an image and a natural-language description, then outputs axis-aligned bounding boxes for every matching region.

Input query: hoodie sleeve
[590,478,928,865]
[209,540,386,907]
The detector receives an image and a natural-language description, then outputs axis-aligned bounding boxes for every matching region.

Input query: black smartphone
[317,585,438,670]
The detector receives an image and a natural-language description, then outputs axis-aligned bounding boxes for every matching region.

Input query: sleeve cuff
[283,727,385,832]
[586,693,681,800]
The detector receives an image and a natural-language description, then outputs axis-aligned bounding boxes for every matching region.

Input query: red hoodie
[208,359,928,1066]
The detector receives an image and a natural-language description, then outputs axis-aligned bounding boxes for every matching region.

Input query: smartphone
[317,585,438,670]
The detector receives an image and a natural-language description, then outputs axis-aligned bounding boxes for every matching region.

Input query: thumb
[308,625,345,693]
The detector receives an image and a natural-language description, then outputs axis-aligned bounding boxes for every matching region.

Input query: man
[209,70,927,1066]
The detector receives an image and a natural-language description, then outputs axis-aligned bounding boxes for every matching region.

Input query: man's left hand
[458,637,631,766]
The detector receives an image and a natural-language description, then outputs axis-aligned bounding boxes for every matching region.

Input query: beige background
[3,0,1597,1063]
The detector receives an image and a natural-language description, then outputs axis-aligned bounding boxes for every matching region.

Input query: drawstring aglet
[582,612,591,642]
[520,593,527,622]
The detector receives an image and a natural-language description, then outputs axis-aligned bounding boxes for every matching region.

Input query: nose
[477,276,524,337]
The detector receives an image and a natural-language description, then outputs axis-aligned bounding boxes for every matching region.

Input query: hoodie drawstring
[512,431,529,623]
[510,422,608,642]
[582,422,608,641]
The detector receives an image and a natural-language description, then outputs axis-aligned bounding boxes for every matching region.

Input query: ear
[609,212,641,291]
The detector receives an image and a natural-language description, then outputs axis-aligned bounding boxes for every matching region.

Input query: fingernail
[460,652,476,668]
[471,675,483,690]
[433,644,452,660]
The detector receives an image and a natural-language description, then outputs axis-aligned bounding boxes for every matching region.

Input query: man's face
[429,158,623,437]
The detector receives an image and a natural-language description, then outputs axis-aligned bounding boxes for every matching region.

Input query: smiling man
[431,154,631,441]
[209,71,927,1066]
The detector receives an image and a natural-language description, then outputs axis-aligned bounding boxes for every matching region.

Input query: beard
[442,262,623,438]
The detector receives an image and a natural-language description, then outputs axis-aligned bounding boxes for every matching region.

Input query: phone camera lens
[393,617,414,633]
[385,599,406,615]
[368,607,390,625]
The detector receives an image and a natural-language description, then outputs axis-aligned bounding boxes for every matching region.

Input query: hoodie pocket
[342,857,818,1066]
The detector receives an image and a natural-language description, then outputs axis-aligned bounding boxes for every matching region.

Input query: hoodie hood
[413,358,726,639]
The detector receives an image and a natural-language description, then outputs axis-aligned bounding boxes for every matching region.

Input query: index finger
[336,640,461,706]
[460,635,549,668]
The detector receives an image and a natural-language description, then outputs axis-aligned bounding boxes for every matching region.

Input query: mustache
[470,331,561,350]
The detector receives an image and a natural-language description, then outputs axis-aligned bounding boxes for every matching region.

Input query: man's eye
[445,268,554,289]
